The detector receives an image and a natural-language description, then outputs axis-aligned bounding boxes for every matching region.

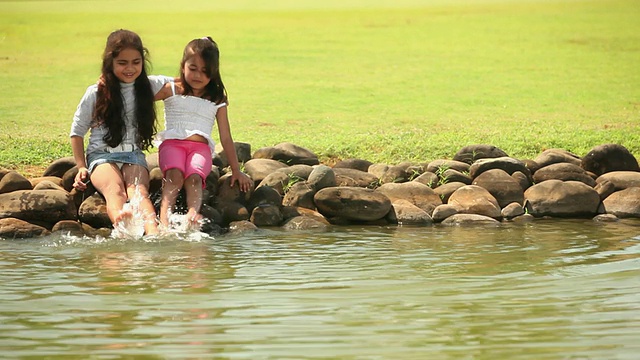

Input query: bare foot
[114,206,133,224]
[186,208,203,230]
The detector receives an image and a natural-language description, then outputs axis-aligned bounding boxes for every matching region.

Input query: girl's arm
[216,106,252,192]
[70,135,89,191]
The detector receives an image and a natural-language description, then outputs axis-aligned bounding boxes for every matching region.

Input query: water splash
[111,184,146,239]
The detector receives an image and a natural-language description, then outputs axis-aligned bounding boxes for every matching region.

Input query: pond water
[1,219,639,359]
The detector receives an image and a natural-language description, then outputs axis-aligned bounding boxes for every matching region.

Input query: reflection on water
[1,219,639,359]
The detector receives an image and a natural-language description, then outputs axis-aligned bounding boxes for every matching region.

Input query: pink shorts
[159,139,212,187]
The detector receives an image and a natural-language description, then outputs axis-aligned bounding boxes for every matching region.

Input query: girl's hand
[73,167,90,191]
[230,171,253,193]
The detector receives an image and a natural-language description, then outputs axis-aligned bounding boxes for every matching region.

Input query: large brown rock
[314,186,391,221]
[581,144,639,176]
[0,189,76,225]
[448,185,501,219]
[0,218,50,239]
[601,187,640,218]
[472,169,524,207]
[375,182,442,215]
[0,171,32,194]
[524,180,600,217]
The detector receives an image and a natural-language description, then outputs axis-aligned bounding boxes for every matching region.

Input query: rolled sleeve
[69,85,98,138]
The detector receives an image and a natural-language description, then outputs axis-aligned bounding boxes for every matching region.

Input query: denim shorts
[87,149,148,174]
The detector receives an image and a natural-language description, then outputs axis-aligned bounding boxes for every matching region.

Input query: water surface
[1,219,639,359]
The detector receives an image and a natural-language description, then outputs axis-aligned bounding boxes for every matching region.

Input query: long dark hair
[180,37,228,104]
[93,29,156,150]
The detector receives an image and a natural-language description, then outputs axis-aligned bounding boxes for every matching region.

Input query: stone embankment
[1,142,639,239]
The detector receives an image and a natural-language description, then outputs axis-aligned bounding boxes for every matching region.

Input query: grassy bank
[1,0,639,175]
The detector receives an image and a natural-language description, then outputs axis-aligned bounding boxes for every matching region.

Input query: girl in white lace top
[154,37,252,229]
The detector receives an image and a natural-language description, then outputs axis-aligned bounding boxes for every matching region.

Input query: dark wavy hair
[92,29,156,150]
[180,37,228,104]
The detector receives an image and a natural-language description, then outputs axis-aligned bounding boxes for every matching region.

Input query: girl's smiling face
[112,48,143,83]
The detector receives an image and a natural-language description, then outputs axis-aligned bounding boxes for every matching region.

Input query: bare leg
[122,164,158,235]
[90,163,130,225]
[184,173,204,227]
[160,168,185,228]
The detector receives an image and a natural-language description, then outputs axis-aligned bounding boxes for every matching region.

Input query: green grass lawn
[1,0,639,174]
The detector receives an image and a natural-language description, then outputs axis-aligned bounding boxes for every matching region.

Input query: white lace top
[155,82,227,154]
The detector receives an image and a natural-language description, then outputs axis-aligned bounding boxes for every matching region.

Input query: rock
[375,181,442,215]
[252,142,319,166]
[281,206,329,225]
[448,185,502,219]
[412,171,439,188]
[51,220,84,237]
[247,185,283,212]
[441,168,472,185]
[468,156,531,179]
[32,180,66,192]
[440,213,501,226]
[30,176,64,189]
[214,142,252,168]
[386,199,433,225]
[282,216,329,231]
[314,186,391,221]
[282,182,316,210]
[274,164,314,180]
[602,187,640,218]
[43,156,76,177]
[434,181,466,204]
[453,144,509,164]
[0,171,32,194]
[581,144,639,176]
[533,149,581,168]
[524,180,600,217]
[473,169,525,208]
[228,220,259,235]
[0,189,76,225]
[368,163,408,184]
[501,202,525,220]
[333,168,379,188]
[0,218,50,239]
[332,158,373,172]
[595,171,640,191]
[257,172,290,195]
[426,159,470,174]
[532,163,596,186]
[431,204,459,222]
[250,204,284,226]
[78,192,110,229]
[307,165,336,190]
[243,158,289,184]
